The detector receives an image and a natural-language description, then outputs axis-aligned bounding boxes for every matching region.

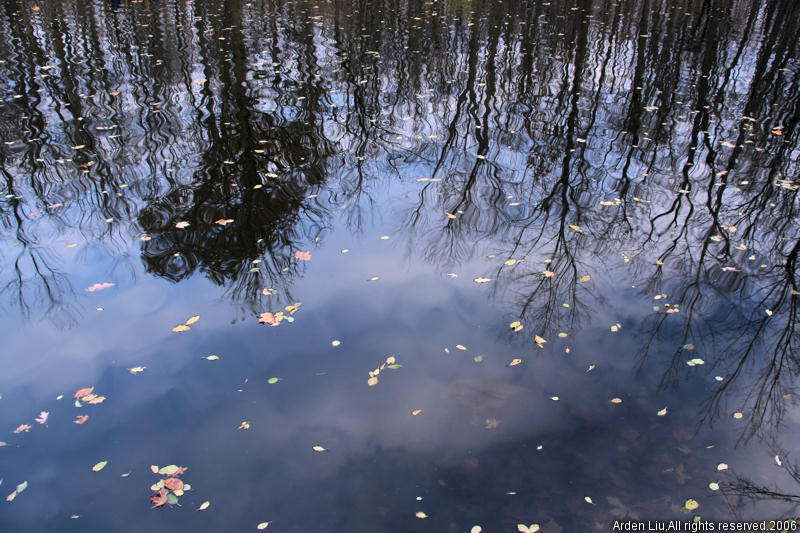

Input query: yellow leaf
[684,499,699,511]
[585,496,594,504]
[312,445,326,452]
[385,356,396,365]
[508,358,522,367]
[415,511,428,519]
[128,366,146,374]
[92,460,108,472]
[367,376,378,386]
[558,332,568,338]
[610,398,622,404]
[732,412,743,419]
[257,522,270,530]
[657,407,668,416]
[534,335,547,347]
[238,421,250,430]
[198,501,211,511]
[568,224,583,233]
[717,463,728,471]
[517,525,540,533]
[445,212,457,219]
[473,277,492,283]
[411,409,422,416]
[543,270,555,277]
[504,259,517,265]
[185,315,200,325]
[368,276,380,281]
[172,324,190,332]
[509,321,523,331]
[579,275,591,282]
[456,345,467,350]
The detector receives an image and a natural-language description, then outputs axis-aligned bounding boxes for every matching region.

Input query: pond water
[0,0,799,531]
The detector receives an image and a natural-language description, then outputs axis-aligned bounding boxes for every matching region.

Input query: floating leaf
[456,345,467,351]
[550,396,559,401]
[367,377,378,386]
[534,335,547,347]
[775,455,783,467]
[415,511,428,519]
[35,411,49,425]
[15,481,27,494]
[585,496,594,504]
[558,332,568,338]
[471,527,482,533]
[12,424,31,434]
[684,499,699,511]
[172,324,190,332]
[708,483,719,491]
[579,275,591,283]
[202,355,220,361]
[504,259,517,265]
[473,277,492,283]
[312,445,326,452]
[568,224,583,233]
[543,270,555,278]
[128,366,146,374]
[610,323,621,332]
[508,358,522,367]
[586,364,596,372]
[175,221,190,229]
[732,412,743,419]
[294,250,312,261]
[185,315,200,325]
[85,282,116,292]
[198,501,210,511]
[518,525,540,533]
[331,340,341,347]
[150,490,168,508]
[657,407,668,417]
[509,321,523,331]
[166,493,179,505]
[257,522,270,530]
[610,398,622,404]
[411,409,422,416]
[686,358,705,367]
[473,355,484,363]
[238,421,250,430]
[74,386,94,399]
[717,463,729,471]
[387,364,403,369]
[92,461,108,472]
[267,377,280,384]
[368,276,380,281]
[163,478,183,491]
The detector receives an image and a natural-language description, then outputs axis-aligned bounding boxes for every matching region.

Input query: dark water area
[0,0,799,530]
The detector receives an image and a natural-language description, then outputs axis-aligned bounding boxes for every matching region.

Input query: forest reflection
[0,0,799,515]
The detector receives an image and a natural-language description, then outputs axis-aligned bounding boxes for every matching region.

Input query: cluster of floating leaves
[258,302,302,326]
[149,464,190,508]
[366,355,403,386]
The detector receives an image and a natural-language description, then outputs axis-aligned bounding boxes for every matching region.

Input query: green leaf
[159,465,180,475]
[92,461,107,472]
[387,364,403,369]
[267,377,280,384]
[166,493,179,505]
[473,355,484,363]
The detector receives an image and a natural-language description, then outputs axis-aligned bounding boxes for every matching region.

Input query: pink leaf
[294,250,312,261]
[85,282,116,292]
[34,411,49,425]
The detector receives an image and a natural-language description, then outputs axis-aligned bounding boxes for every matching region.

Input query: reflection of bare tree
[0,0,798,433]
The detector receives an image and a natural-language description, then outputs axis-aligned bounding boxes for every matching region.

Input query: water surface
[0,0,799,531]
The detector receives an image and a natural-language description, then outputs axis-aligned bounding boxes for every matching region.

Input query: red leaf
[173,466,188,476]
[163,478,184,491]
[150,490,168,508]
[74,386,94,399]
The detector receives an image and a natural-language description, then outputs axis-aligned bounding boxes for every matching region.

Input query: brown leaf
[163,478,184,491]
[150,490,168,508]
[74,386,95,399]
